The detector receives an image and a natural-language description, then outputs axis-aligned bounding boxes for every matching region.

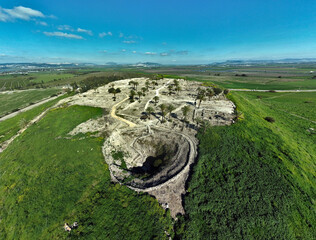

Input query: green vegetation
[1,66,315,239]
[0,94,69,146]
[29,72,74,83]
[0,105,172,239]
[0,88,60,116]
[176,91,315,239]
[0,72,74,90]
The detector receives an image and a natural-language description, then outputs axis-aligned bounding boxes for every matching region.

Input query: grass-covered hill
[0,105,173,239]
[176,91,315,239]
[0,82,315,239]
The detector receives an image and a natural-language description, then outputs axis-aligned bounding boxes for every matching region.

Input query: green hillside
[0,105,172,239]
[176,91,316,239]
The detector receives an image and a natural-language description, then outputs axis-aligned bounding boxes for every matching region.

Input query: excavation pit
[105,127,193,189]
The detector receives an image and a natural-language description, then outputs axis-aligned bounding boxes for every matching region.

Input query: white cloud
[57,25,73,31]
[122,49,126,52]
[123,40,136,44]
[99,31,112,38]
[160,50,189,57]
[77,28,93,36]
[0,8,10,22]
[100,50,107,53]
[43,31,84,40]
[145,52,156,55]
[1,6,44,21]
[132,51,137,54]
[37,21,47,26]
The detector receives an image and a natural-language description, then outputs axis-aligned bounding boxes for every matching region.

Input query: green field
[0,88,61,117]
[29,72,74,83]
[176,91,316,239]
[0,94,69,146]
[0,105,172,239]
[0,72,75,90]
[142,65,316,90]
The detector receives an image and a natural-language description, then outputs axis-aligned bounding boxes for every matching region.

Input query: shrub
[264,116,275,123]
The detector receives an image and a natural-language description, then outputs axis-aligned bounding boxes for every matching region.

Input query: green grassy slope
[0,89,60,116]
[0,94,69,146]
[176,92,315,239]
[0,105,172,239]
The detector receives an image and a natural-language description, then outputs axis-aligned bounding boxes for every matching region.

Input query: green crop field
[0,88,61,117]
[0,105,173,239]
[175,91,316,239]
[184,75,316,90]
[28,72,75,83]
[0,72,75,90]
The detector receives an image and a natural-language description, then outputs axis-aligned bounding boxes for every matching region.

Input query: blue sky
[1,0,316,64]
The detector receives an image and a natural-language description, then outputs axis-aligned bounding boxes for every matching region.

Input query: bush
[264,116,275,123]
[213,87,222,95]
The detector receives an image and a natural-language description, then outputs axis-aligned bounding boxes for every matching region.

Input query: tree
[137,91,143,100]
[129,90,136,102]
[129,80,135,88]
[175,85,182,94]
[134,81,139,91]
[151,81,157,89]
[159,104,167,122]
[146,107,154,119]
[207,88,214,100]
[141,87,147,96]
[195,117,202,127]
[173,79,179,87]
[181,105,191,122]
[145,80,150,90]
[153,96,159,105]
[168,85,173,95]
[108,87,121,101]
[213,87,222,95]
[224,89,230,95]
[197,93,206,108]
[167,104,176,120]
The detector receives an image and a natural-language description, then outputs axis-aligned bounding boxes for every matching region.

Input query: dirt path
[144,80,171,111]
[110,96,137,127]
[0,94,64,122]
[0,102,61,153]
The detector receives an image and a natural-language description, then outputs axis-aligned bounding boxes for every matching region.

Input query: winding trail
[144,80,171,111]
[110,96,137,127]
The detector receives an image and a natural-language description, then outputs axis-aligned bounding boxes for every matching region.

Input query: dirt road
[110,96,137,127]
[0,94,64,122]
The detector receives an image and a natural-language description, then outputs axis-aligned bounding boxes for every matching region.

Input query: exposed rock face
[113,128,191,189]
[63,78,235,217]
[102,126,198,217]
